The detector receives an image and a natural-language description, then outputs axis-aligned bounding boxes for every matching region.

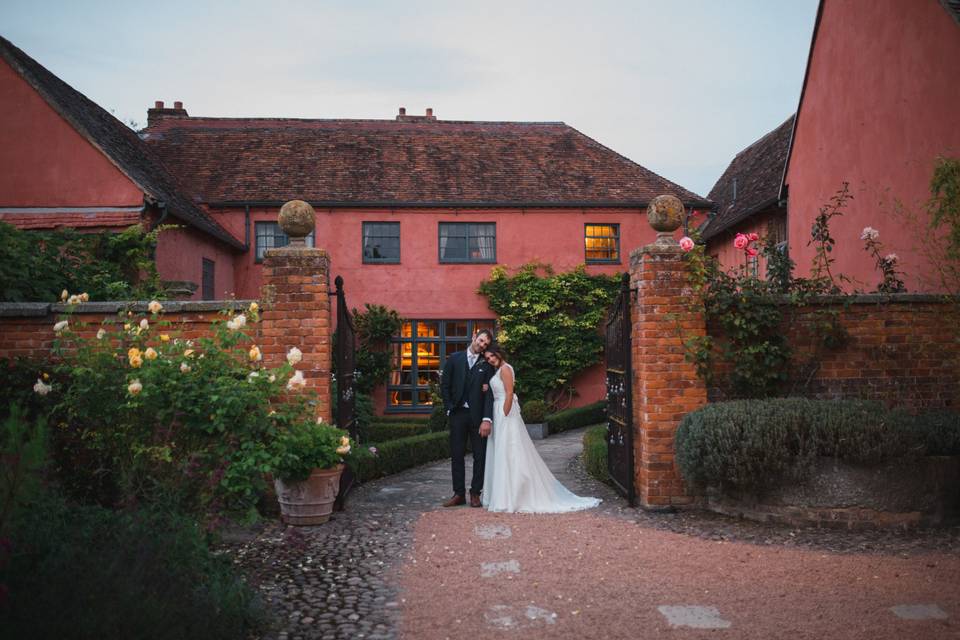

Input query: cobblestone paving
[217,427,960,639]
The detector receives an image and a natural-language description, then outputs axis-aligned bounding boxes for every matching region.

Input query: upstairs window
[585,223,620,263]
[439,222,496,263]
[255,222,314,262]
[363,222,400,263]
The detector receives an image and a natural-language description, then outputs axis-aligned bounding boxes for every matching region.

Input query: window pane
[388,319,497,410]
[446,321,468,337]
[417,321,440,337]
[440,223,494,263]
[585,223,620,262]
[363,222,400,262]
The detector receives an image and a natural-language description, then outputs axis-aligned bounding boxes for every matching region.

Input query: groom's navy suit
[440,349,494,497]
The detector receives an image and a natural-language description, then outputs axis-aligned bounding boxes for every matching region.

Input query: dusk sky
[0,0,819,197]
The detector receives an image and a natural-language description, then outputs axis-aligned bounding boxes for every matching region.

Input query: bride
[480,344,601,513]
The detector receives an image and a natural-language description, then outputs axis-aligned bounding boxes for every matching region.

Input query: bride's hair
[484,343,508,366]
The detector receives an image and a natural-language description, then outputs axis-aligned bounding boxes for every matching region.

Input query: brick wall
[707,294,960,410]
[0,300,251,361]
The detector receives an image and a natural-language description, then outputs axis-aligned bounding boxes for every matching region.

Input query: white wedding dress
[482,364,601,513]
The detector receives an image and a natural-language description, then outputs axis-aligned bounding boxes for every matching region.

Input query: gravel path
[218,427,960,639]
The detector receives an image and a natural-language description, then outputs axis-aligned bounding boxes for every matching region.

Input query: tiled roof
[0,36,243,249]
[0,210,141,230]
[703,115,794,240]
[144,116,711,208]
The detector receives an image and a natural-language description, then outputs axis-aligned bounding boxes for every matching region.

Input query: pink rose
[679,236,695,252]
[733,233,749,250]
[746,247,759,257]
[748,232,760,242]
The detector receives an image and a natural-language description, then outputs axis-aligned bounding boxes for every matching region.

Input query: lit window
[585,224,620,263]
[387,319,496,412]
[363,222,400,263]
[255,222,314,262]
[439,223,496,263]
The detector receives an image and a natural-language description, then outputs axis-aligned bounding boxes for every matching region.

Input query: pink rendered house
[781,0,960,292]
[0,35,711,414]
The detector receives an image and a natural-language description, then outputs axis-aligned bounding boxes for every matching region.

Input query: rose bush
[40,297,321,520]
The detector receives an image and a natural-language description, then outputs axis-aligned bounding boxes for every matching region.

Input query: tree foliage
[0,222,170,302]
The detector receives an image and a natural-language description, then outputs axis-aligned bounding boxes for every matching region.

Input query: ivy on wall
[478,262,620,405]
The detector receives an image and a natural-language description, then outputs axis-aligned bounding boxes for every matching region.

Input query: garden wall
[707,294,960,411]
[0,301,252,361]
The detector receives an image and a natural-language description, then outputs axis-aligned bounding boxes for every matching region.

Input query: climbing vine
[478,263,620,405]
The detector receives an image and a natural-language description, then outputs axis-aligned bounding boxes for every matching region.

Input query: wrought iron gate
[605,272,635,506]
[332,275,357,507]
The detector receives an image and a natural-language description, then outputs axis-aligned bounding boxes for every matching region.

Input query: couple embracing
[439,329,600,513]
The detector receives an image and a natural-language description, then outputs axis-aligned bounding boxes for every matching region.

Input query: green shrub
[370,415,430,424]
[349,431,450,482]
[0,494,262,639]
[521,399,548,423]
[911,409,960,456]
[269,421,351,483]
[0,222,169,302]
[37,301,316,519]
[582,424,608,483]
[546,400,607,434]
[360,421,430,443]
[675,398,928,493]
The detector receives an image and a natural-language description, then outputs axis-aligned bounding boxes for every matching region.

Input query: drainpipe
[149,200,168,231]
[244,205,251,251]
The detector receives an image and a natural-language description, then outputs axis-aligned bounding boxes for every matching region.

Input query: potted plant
[270,419,352,525]
[522,399,549,440]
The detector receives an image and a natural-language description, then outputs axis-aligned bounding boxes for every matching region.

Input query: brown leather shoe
[442,494,466,507]
[469,493,482,508]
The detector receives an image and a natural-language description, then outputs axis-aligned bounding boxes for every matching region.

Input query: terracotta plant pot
[274,464,344,525]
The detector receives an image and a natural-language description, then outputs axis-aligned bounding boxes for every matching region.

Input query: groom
[439,328,494,508]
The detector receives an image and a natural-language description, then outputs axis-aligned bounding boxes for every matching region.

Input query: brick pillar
[260,200,333,423]
[630,195,707,508]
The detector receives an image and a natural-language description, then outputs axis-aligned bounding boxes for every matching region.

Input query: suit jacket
[440,349,494,427]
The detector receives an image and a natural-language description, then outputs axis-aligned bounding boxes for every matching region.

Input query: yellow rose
[340,436,350,446]
[336,445,351,456]
[249,302,259,313]
[127,347,141,360]
[129,355,143,368]
[183,349,195,357]
[160,334,170,342]
[127,379,142,395]
[144,347,158,360]
[248,345,262,361]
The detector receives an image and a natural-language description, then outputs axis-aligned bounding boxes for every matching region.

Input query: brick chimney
[147,100,189,127]
[395,106,437,122]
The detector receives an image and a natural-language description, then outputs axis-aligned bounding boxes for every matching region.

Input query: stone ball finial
[278,200,316,246]
[647,194,685,233]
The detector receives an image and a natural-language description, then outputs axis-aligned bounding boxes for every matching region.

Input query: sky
[0,0,819,198]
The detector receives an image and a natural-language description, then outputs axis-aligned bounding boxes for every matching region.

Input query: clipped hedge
[546,400,607,434]
[582,424,609,483]
[910,409,960,456]
[674,398,951,492]
[349,431,450,482]
[370,415,430,424]
[360,421,430,443]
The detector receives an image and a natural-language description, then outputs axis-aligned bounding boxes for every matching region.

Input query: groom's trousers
[449,407,487,497]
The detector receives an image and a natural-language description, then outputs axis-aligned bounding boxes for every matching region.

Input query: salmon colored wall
[214,206,703,308]
[705,214,775,276]
[155,226,236,300]
[785,0,960,292]
[207,205,703,409]
[0,59,142,207]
